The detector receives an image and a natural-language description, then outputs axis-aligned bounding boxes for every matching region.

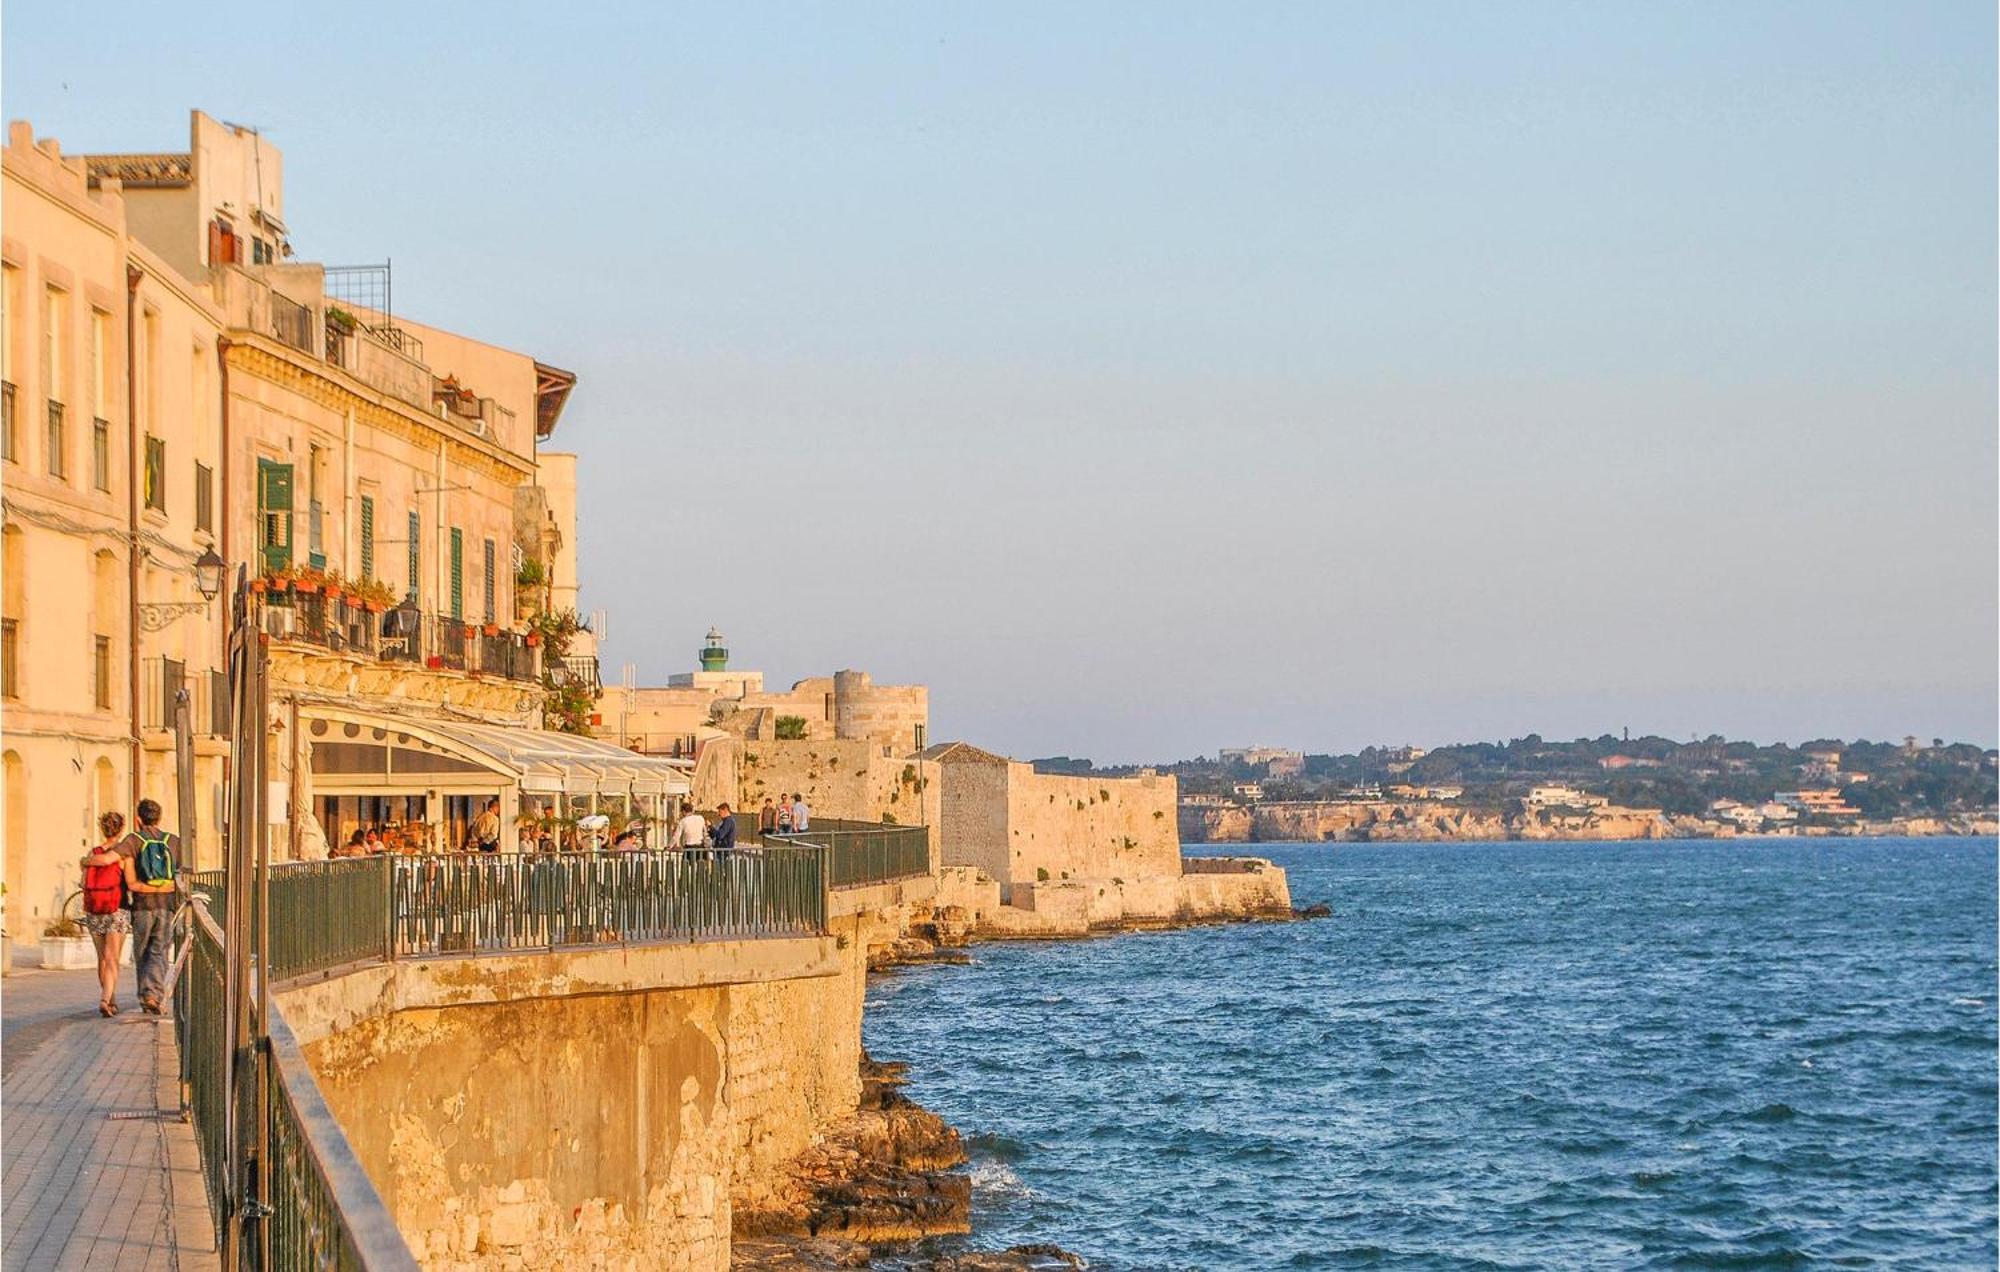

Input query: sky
[8,2,1994,762]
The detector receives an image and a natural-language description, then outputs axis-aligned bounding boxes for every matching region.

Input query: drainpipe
[342,407,354,575]
[126,264,143,809]
[217,336,232,676]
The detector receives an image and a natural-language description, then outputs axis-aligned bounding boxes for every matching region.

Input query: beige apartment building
[3,123,230,932]
[3,110,679,953]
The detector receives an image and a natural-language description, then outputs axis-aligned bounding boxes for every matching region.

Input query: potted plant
[425,654,444,670]
[326,305,359,335]
[358,578,395,614]
[40,917,93,970]
[482,621,501,638]
[524,629,542,648]
[293,565,323,595]
[320,567,346,604]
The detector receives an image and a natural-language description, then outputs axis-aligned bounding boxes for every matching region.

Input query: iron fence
[269,858,395,980]
[765,820,931,889]
[389,848,826,958]
[270,292,316,354]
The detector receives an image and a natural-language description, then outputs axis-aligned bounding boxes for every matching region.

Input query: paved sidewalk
[2,966,217,1272]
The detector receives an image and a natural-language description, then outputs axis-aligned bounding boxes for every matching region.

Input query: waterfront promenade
[2,967,215,1272]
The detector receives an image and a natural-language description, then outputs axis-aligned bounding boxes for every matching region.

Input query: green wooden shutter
[482,539,496,624]
[359,496,375,581]
[406,510,420,601]
[449,528,463,620]
[256,459,293,574]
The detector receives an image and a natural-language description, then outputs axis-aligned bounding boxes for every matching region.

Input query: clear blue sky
[9,2,1994,761]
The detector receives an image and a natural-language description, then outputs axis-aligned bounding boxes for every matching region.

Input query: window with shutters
[406,510,420,601]
[359,495,375,581]
[482,539,496,623]
[449,528,464,620]
[257,458,293,573]
[93,636,111,710]
[0,618,17,699]
[306,445,326,568]
[92,418,110,492]
[195,462,213,532]
[143,436,166,512]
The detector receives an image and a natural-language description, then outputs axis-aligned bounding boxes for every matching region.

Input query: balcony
[255,589,540,684]
[141,657,230,735]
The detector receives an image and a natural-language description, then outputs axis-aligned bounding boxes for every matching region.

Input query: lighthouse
[698,627,729,672]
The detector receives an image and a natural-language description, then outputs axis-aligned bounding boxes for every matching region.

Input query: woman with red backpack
[79,811,131,1017]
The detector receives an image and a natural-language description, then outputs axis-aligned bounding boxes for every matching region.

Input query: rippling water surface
[864,838,1997,1269]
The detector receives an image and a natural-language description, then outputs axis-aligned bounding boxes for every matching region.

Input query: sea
[864,838,1998,1270]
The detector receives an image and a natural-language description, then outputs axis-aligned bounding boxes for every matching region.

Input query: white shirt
[674,812,708,849]
[790,800,810,832]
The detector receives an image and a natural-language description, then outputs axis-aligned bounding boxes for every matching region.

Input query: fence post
[382,855,396,962]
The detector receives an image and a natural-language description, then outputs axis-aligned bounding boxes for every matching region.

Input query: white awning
[302,707,690,798]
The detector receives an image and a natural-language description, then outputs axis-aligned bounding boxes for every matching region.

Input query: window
[92,418,110,492]
[359,495,375,580]
[406,510,420,601]
[195,462,214,533]
[482,538,496,624]
[257,458,293,573]
[45,400,64,479]
[91,310,110,421]
[307,444,325,567]
[0,266,16,464]
[43,286,64,402]
[143,436,166,512]
[1,381,13,463]
[0,618,16,699]
[449,528,464,620]
[92,636,111,710]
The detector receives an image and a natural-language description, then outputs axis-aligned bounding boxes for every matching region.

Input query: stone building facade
[2,109,597,949]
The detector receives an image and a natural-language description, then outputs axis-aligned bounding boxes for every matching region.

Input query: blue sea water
[864,838,1998,1270]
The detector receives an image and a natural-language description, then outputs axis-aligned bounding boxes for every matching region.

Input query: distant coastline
[1179,798,1998,845]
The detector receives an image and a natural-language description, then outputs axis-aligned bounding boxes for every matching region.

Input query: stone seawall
[291,913,896,1271]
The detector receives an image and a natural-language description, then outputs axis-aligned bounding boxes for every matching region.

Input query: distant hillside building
[1525,784,1608,811]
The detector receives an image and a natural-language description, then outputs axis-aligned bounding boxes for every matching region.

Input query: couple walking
[77,798,180,1018]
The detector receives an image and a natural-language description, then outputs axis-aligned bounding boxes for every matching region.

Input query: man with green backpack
[118,798,181,1014]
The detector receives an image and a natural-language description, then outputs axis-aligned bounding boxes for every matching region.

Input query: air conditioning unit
[263,607,295,638]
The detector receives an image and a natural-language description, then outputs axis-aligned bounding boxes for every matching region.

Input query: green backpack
[135,827,176,886]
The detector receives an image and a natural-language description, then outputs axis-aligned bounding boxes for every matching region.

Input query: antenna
[591,608,609,645]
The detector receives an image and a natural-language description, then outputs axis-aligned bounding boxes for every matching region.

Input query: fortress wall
[1001,765,1180,890]
[733,738,941,859]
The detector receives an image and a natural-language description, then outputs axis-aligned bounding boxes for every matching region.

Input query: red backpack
[82,856,125,916]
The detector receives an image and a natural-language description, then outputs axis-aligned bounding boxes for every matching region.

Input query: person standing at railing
[712,803,738,855]
[472,798,502,854]
[776,799,793,835]
[791,792,811,834]
[759,798,778,840]
[670,802,708,854]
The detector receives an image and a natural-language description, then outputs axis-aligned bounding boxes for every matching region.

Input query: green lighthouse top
[699,626,729,671]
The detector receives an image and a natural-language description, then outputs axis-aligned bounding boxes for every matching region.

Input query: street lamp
[193,547,226,601]
[137,546,231,632]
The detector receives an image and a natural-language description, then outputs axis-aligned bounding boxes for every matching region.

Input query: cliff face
[1178,800,1669,843]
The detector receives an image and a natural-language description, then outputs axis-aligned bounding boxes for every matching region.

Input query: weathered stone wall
[731,739,941,858]
[300,930,875,1272]
[934,755,1011,887]
[1001,765,1180,891]
[1179,799,1672,843]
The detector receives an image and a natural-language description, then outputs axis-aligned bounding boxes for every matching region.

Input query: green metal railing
[389,849,827,957]
[271,859,395,980]
[177,906,230,1237]
[177,899,418,1270]
[767,820,931,889]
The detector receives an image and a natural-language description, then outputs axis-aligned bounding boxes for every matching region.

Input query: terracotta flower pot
[525,633,541,647]
[365,601,385,614]
[483,624,501,638]
[294,580,320,595]
[249,579,268,595]
[425,655,444,669]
